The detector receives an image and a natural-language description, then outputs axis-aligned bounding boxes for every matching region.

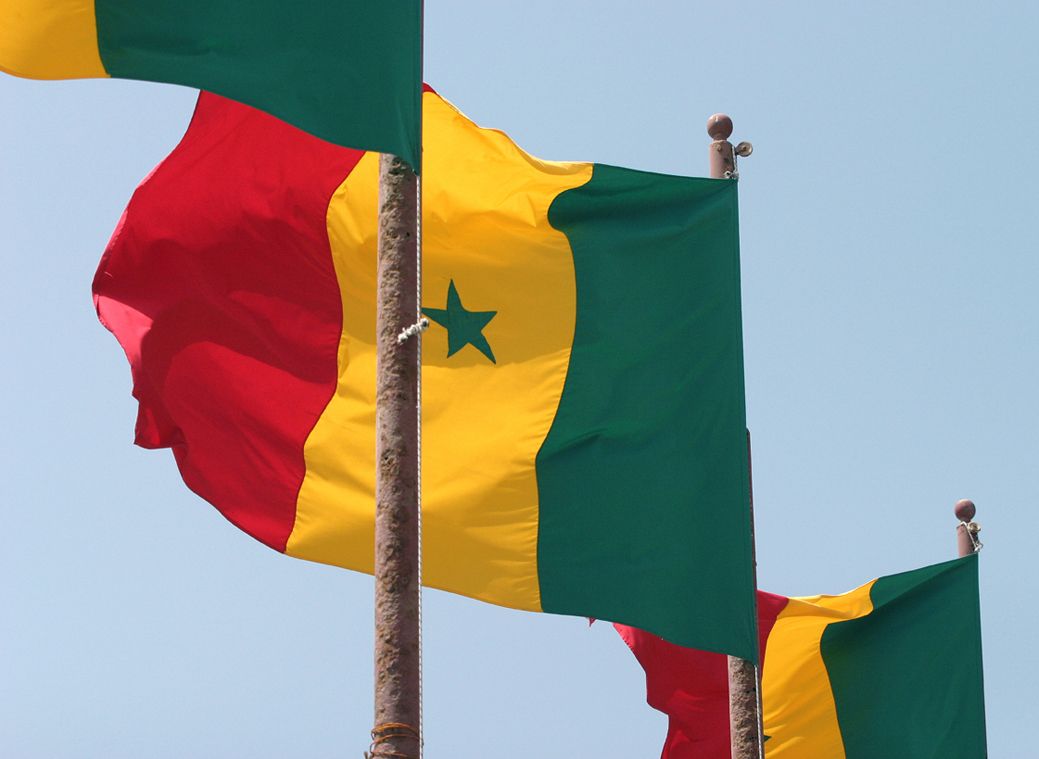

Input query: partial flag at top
[0,0,422,168]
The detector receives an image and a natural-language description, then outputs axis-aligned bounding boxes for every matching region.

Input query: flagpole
[709,114,763,759]
[955,499,982,557]
[371,151,421,758]
[370,4,424,755]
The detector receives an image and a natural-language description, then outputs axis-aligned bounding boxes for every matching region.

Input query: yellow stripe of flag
[761,581,877,757]
[288,94,593,612]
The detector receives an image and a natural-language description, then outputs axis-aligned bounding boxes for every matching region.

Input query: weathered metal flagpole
[955,499,982,557]
[370,149,422,758]
[369,6,425,756]
[708,114,763,759]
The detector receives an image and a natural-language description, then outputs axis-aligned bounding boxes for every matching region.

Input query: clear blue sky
[2,2,1035,756]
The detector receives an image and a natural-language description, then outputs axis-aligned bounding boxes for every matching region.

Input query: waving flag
[95,87,755,658]
[0,0,421,167]
[618,555,987,758]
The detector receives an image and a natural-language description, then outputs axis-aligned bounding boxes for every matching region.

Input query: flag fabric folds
[94,87,756,659]
[0,0,421,167]
[617,555,987,758]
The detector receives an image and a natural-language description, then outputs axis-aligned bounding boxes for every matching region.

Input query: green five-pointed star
[423,280,497,363]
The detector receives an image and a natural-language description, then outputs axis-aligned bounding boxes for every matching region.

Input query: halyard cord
[960,520,983,552]
[725,151,740,180]
[415,179,424,759]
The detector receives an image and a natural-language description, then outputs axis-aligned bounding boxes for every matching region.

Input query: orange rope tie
[364,722,420,759]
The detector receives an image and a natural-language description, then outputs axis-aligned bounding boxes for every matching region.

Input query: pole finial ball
[954,499,976,522]
[707,114,733,141]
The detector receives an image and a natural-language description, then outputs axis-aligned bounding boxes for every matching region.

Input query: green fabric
[538,166,756,660]
[822,555,987,758]
[94,0,422,170]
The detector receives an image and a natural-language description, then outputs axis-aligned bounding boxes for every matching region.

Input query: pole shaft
[957,524,976,557]
[709,113,763,759]
[728,433,763,759]
[373,153,421,759]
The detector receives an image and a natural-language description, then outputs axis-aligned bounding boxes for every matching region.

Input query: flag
[94,87,756,659]
[617,555,987,758]
[617,591,788,758]
[0,0,421,167]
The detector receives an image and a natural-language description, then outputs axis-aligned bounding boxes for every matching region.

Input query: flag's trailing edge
[0,0,422,168]
[618,554,987,759]
[94,88,756,660]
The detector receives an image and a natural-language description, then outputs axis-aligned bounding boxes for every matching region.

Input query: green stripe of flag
[538,167,756,660]
[822,554,987,758]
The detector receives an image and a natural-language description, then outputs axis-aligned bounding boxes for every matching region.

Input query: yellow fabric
[762,580,877,758]
[0,0,106,79]
[286,92,593,611]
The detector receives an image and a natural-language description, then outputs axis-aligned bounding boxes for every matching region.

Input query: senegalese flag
[94,87,757,659]
[618,554,987,758]
[0,0,421,167]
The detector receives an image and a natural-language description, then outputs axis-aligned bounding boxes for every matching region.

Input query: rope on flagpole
[397,318,429,344]
[959,521,983,552]
[365,723,421,759]
[415,174,424,759]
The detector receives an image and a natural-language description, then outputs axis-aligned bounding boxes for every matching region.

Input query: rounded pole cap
[707,113,733,141]
[954,499,976,522]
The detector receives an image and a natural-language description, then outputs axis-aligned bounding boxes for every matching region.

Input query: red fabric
[616,591,788,759]
[94,92,363,551]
